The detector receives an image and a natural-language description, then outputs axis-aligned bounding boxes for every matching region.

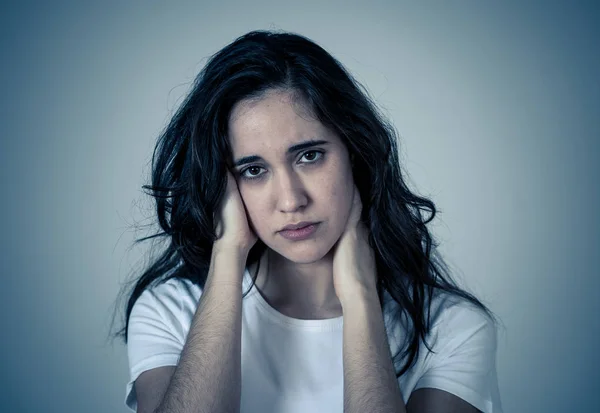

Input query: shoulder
[383,288,496,344]
[411,291,502,412]
[426,290,497,350]
[137,277,201,309]
[125,277,201,412]
[383,287,498,373]
[129,277,202,339]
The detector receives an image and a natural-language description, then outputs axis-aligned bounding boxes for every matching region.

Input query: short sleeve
[124,282,186,412]
[415,302,503,413]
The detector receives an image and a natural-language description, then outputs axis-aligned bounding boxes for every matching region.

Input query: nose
[275,169,308,213]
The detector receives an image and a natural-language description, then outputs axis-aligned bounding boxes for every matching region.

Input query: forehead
[227,90,339,155]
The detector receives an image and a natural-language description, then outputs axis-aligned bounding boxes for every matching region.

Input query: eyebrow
[233,139,330,167]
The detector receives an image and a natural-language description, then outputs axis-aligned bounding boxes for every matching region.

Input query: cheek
[322,168,353,222]
[330,187,352,224]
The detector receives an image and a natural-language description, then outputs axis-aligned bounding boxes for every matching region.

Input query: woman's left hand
[332,184,378,307]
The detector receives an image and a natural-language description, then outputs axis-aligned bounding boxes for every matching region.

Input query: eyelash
[239,150,325,181]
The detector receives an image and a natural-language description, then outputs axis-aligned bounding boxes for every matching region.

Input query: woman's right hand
[213,170,258,256]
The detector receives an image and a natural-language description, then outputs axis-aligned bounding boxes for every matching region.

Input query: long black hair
[115,29,495,377]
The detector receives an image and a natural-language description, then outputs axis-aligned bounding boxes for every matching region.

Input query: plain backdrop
[1,1,598,412]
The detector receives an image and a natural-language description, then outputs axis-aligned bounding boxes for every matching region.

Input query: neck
[251,248,343,320]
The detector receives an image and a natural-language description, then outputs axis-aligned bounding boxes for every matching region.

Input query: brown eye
[299,150,324,163]
[240,165,266,180]
[304,151,317,161]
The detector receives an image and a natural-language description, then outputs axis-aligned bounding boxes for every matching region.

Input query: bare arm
[341,287,406,413]
[137,246,246,413]
[335,189,485,412]
[341,290,484,413]
[341,288,487,413]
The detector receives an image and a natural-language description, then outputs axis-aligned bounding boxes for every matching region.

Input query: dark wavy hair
[115,29,494,377]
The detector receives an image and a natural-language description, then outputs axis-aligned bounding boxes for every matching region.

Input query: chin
[267,239,335,264]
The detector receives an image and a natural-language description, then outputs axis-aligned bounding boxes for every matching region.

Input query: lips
[278,223,319,241]
[279,221,318,231]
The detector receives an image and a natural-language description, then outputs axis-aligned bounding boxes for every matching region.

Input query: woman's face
[227,89,355,264]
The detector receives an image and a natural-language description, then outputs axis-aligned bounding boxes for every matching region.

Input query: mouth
[278,222,320,241]
[279,221,319,231]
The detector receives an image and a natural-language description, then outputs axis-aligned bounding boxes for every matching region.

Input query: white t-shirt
[125,268,503,412]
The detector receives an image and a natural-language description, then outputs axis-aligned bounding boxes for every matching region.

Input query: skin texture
[228,88,355,318]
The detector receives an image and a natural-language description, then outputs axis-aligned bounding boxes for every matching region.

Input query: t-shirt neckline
[242,268,344,332]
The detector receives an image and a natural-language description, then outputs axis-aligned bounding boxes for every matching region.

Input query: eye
[239,150,324,181]
[299,150,324,163]
[240,165,265,180]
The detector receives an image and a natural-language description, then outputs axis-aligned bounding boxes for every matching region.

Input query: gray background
[1,1,598,412]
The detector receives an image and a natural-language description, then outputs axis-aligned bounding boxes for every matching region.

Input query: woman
[119,30,503,413]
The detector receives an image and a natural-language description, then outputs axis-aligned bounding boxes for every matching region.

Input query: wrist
[212,241,250,263]
[208,243,248,284]
[339,284,379,312]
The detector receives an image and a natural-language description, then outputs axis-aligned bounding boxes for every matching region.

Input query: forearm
[341,288,406,413]
[155,246,246,413]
